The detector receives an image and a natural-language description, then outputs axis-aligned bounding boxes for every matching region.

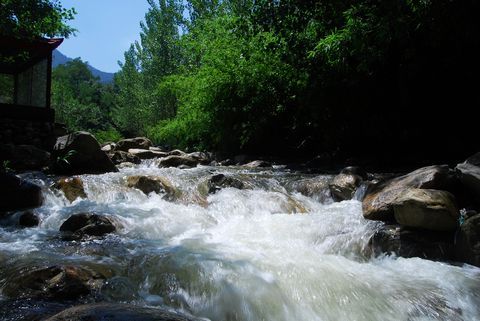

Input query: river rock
[340,166,368,180]
[464,152,480,166]
[244,160,271,168]
[329,173,362,201]
[158,155,200,168]
[362,165,455,222]
[455,162,480,205]
[126,175,179,200]
[60,213,118,240]
[114,137,152,152]
[2,265,105,300]
[368,224,454,261]
[19,211,40,227]
[54,177,87,203]
[3,144,50,171]
[207,174,245,194]
[109,150,141,165]
[168,149,187,156]
[454,214,480,267]
[392,189,459,231]
[128,148,168,159]
[44,303,196,321]
[101,143,115,153]
[0,172,43,212]
[53,131,118,175]
[285,176,332,202]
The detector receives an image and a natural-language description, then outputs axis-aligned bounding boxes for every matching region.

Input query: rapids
[1,162,480,320]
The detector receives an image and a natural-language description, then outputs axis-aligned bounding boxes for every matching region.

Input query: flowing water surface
[1,162,480,320]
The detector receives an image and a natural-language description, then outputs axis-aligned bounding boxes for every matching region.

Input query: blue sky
[59,0,151,73]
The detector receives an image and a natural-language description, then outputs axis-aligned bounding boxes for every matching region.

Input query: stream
[1,162,480,320]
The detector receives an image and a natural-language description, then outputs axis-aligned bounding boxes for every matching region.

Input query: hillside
[52,50,115,83]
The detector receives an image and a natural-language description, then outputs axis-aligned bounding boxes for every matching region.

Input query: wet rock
[114,137,152,152]
[60,213,118,240]
[158,155,200,168]
[189,152,212,164]
[149,146,164,152]
[368,225,454,261]
[455,162,480,205]
[393,188,459,231]
[44,303,197,321]
[117,161,136,169]
[2,265,106,300]
[3,144,50,171]
[0,172,43,212]
[167,149,187,156]
[54,177,87,203]
[329,173,362,201]
[207,174,245,194]
[128,148,168,160]
[52,131,118,175]
[126,175,179,200]
[219,159,234,166]
[464,152,480,166]
[244,160,271,168]
[340,166,368,180]
[19,211,40,227]
[109,150,141,165]
[363,165,456,222]
[454,214,480,267]
[285,176,332,202]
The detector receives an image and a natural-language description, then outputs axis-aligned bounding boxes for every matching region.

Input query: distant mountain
[52,50,115,84]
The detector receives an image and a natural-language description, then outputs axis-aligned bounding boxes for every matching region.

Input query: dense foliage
[112,0,479,160]
[0,0,75,38]
[52,59,122,143]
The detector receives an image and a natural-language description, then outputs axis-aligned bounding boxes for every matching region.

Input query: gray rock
[362,165,455,222]
[329,173,362,201]
[60,213,118,240]
[207,174,245,194]
[109,150,141,165]
[393,188,459,231]
[114,137,152,152]
[340,166,368,180]
[0,172,43,212]
[53,177,87,203]
[53,132,118,175]
[126,175,180,200]
[454,214,480,267]
[244,160,271,168]
[128,148,168,159]
[44,303,197,321]
[158,155,199,168]
[455,162,480,203]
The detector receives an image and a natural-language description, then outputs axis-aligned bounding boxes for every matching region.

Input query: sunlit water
[1,162,480,320]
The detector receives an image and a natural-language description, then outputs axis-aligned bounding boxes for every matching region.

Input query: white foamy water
[1,163,480,321]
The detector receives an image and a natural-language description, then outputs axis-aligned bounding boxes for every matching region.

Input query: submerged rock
[52,131,118,175]
[393,188,459,231]
[329,173,362,202]
[44,303,197,321]
[60,213,118,240]
[0,172,43,212]
[54,177,87,203]
[207,174,245,194]
[126,175,179,200]
[454,214,480,267]
[114,137,152,152]
[19,211,40,227]
[362,165,456,222]
[2,265,106,300]
[368,225,455,261]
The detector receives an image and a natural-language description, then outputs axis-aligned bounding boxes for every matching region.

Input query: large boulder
[44,303,197,321]
[126,175,180,200]
[2,144,50,171]
[455,162,480,205]
[454,214,480,267]
[393,188,459,231]
[128,148,168,160]
[2,265,106,300]
[362,165,455,222]
[115,137,152,152]
[53,132,118,175]
[158,155,200,168]
[109,150,141,165]
[329,173,362,202]
[368,225,454,261]
[207,174,245,194]
[0,172,43,212]
[59,213,118,240]
[53,177,87,203]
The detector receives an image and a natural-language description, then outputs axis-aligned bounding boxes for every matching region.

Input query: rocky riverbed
[1,133,480,320]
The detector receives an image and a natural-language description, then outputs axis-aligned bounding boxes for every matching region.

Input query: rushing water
[1,162,480,320]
